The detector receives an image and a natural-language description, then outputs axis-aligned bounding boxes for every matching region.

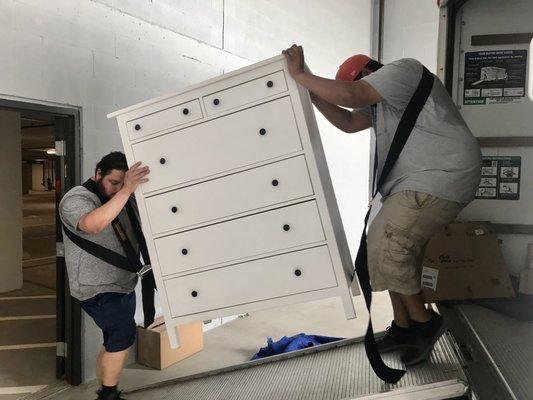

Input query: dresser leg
[341,291,357,319]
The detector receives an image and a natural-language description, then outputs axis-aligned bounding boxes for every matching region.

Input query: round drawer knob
[191,290,198,297]
[283,224,291,232]
[181,248,188,255]
[259,128,267,136]
[294,269,302,277]
[183,108,189,115]
[213,98,220,105]
[159,158,166,165]
[134,124,141,131]
[171,206,178,213]
[267,80,274,88]
[272,179,279,187]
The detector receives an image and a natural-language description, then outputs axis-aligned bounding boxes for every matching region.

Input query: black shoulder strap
[62,224,139,273]
[355,66,434,384]
[374,67,434,195]
[62,179,144,273]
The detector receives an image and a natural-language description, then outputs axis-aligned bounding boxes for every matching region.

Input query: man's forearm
[295,72,364,108]
[79,188,132,234]
[313,97,354,132]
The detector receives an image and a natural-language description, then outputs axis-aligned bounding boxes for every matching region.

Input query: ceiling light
[46,148,56,155]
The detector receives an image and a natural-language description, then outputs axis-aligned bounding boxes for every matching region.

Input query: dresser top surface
[107,54,286,119]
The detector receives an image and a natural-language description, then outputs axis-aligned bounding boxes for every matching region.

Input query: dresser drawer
[203,71,287,116]
[164,246,337,317]
[145,156,314,234]
[132,96,302,194]
[155,201,325,276]
[126,99,202,140]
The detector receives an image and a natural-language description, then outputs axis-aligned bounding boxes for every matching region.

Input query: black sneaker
[401,310,445,366]
[376,321,415,353]
[96,389,127,400]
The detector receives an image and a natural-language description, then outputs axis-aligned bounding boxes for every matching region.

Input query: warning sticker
[463,49,527,105]
[421,267,439,291]
[476,156,521,200]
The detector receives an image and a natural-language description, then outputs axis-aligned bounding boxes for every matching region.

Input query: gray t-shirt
[361,58,482,203]
[59,185,139,301]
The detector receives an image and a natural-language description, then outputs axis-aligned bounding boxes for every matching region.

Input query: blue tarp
[251,333,345,360]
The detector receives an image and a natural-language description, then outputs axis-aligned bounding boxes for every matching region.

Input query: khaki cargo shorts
[367,190,464,295]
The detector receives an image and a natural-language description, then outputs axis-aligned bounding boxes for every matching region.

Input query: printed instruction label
[463,50,527,105]
[476,156,521,200]
[421,267,439,291]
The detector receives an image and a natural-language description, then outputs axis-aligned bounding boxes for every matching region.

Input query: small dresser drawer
[203,71,287,116]
[145,156,314,234]
[132,96,302,194]
[164,246,337,317]
[155,201,325,276]
[126,99,202,140]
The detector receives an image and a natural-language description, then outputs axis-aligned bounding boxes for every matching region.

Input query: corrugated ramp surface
[124,332,468,400]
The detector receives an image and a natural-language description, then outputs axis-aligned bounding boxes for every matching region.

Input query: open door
[54,115,82,385]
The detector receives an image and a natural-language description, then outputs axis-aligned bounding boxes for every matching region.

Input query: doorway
[0,99,82,397]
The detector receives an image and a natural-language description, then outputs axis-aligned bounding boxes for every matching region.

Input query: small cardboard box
[137,317,203,370]
[421,222,515,302]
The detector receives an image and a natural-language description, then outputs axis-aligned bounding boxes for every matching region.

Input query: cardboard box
[137,318,203,370]
[421,222,515,302]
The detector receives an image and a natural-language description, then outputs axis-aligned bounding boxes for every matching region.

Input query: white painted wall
[0,0,371,382]
[382,0,440,71]
[0,110,23,293]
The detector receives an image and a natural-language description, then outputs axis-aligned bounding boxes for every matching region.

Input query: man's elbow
[344,81,382,108]
[340,87,361,108]
[78,216,104,235]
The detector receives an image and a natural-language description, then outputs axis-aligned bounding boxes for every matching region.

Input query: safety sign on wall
[464,49,527,105]
[476,156,521,200]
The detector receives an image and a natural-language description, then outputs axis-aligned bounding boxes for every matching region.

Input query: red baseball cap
[335,54,371,81]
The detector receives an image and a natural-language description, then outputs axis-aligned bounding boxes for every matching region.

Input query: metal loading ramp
[450,304,533,400]
[123,332,469,400]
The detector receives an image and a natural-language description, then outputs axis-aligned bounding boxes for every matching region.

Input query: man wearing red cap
[283,45,481,366]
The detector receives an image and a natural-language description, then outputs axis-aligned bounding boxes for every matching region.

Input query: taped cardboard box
[137,317,203,370]
[422,222,515,302]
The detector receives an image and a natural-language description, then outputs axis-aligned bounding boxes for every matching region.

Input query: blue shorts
[80,292,136,352]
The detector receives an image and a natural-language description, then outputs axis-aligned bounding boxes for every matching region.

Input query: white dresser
[108,55,359,347]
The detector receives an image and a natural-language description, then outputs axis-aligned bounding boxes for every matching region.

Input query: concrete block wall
[0,0,371,382]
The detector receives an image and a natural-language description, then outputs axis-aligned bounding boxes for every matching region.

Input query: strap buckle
[137,264,152,278]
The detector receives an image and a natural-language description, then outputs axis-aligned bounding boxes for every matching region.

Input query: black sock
[101,385,118,396]
[392,321,411,330]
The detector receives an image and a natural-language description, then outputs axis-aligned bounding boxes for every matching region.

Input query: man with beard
[60,152,149,400]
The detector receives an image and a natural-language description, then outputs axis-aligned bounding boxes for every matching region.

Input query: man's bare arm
[283,45,383,108]
[312,93,372,133]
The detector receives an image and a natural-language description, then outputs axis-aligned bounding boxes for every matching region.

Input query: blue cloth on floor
[251,333,345,360]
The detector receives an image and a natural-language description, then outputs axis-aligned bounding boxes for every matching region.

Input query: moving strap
[354,66,434,383]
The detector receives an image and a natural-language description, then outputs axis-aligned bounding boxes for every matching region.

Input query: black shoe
[401,310,445,366]
[376,321,415,353]
[96,389,126,400]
